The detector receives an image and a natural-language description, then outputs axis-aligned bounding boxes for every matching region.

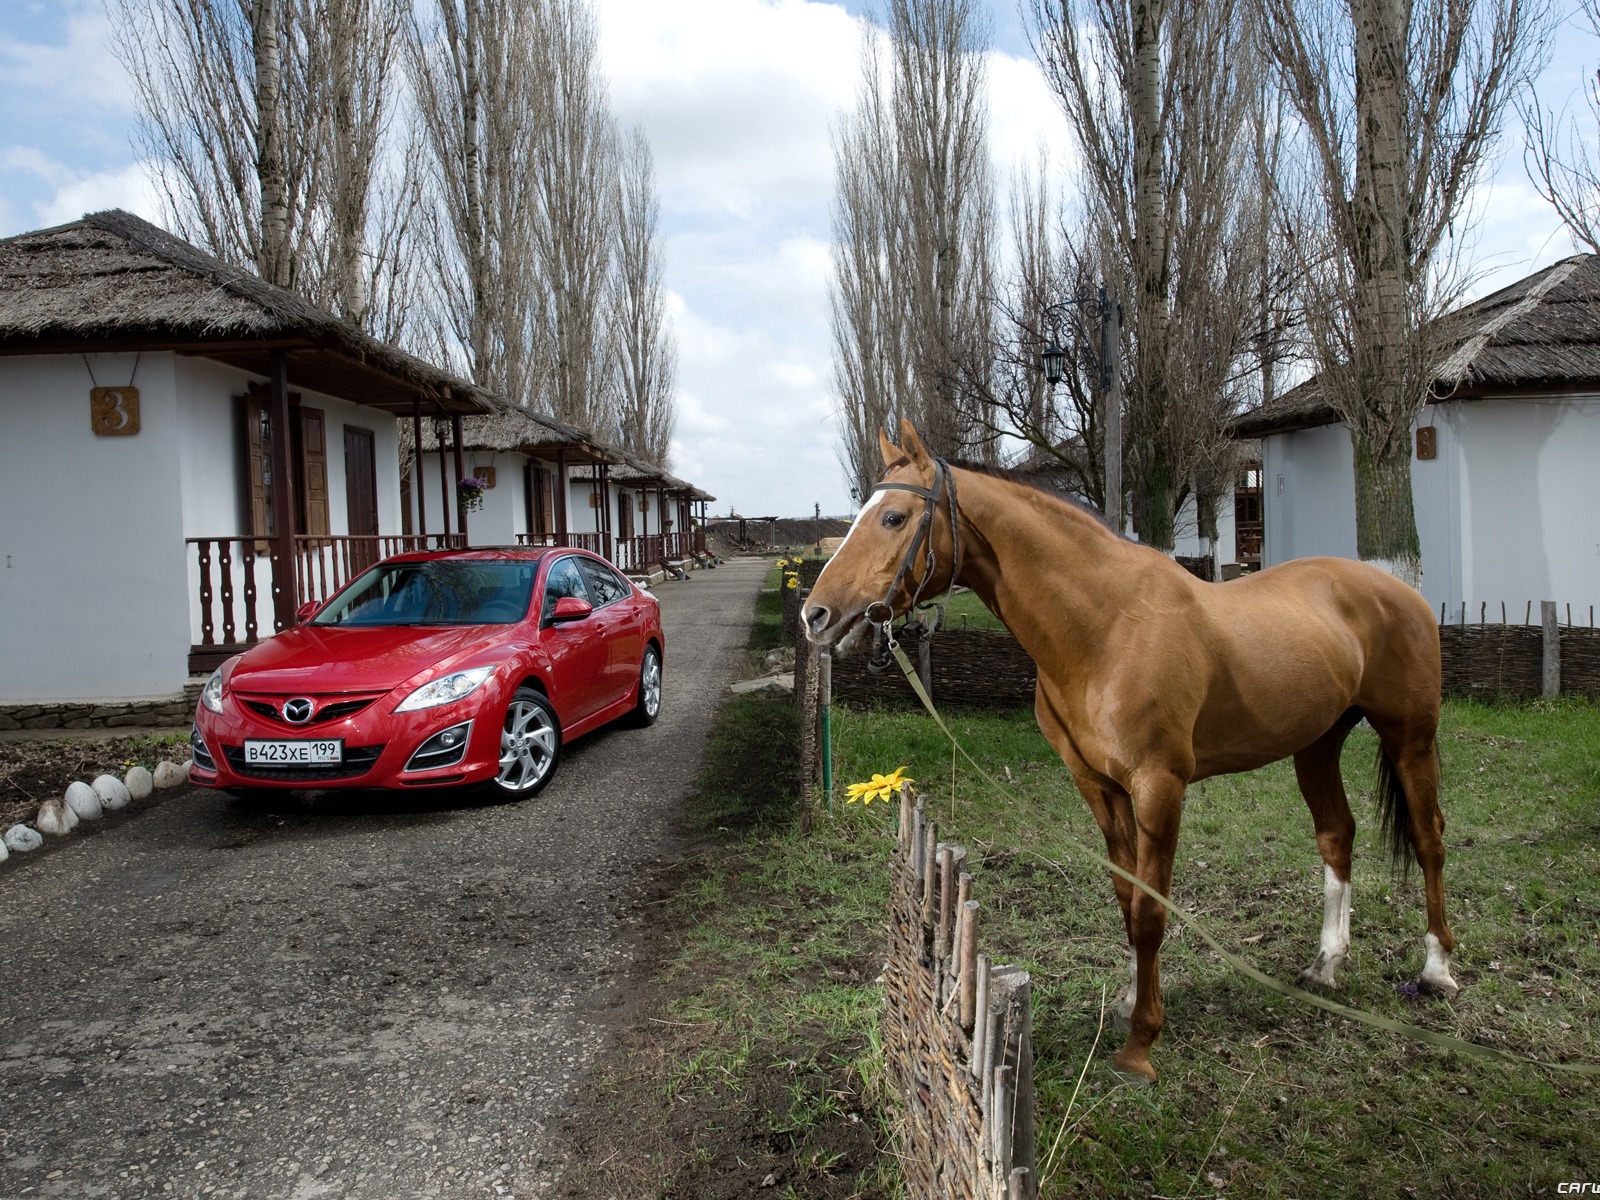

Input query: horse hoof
[1418,974,1460,1000]
[1297,967,1339,992]
[1112,1049,1158,1086]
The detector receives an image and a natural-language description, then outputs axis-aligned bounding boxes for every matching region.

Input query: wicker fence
[802,605,1600,711]
[887,787,1037,1200]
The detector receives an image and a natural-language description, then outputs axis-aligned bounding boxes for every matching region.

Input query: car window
[576,558,630,607]
[541,556,592,623]
[313,560,535,626]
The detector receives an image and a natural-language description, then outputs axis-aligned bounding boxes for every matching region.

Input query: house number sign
[91,386,141,436]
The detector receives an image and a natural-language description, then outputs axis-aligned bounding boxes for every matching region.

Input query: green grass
[644,561,1598,1196]
[824,698,1600,1198]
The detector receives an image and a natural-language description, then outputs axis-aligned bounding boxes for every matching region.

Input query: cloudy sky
[0,0,1590,517]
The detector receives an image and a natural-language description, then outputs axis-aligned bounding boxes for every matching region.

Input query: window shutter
[243,385,273,542]
[299,407,329,536]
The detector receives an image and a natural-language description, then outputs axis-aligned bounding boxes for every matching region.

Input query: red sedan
[189,548,663,799]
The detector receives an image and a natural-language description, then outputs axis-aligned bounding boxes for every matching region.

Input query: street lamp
[1037,287,1123,534]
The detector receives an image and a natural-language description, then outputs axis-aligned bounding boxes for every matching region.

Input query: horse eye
[881,511,906,529]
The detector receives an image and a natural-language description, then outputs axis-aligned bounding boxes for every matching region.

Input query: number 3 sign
[90,386,141,436]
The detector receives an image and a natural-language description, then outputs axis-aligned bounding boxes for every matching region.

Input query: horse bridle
[863,456,963,637]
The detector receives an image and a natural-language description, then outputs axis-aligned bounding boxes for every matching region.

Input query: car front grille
[222,744,385,781]
[242,697,379,725]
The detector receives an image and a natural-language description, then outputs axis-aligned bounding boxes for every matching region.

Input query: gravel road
[0,557,768,1200]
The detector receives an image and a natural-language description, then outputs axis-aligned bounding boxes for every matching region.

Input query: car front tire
[489,686,561,798]
[631,644,662,727]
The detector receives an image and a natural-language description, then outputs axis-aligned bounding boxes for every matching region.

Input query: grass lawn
[631,567,1598,1197]
[827,699,1600,1198]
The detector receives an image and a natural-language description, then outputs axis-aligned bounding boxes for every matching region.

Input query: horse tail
[1374,743,1421,879]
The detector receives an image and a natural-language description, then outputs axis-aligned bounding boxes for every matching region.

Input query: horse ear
[878,427,902,469]
[899,420,932,468]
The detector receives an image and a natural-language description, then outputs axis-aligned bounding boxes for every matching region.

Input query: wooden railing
[294,534,465,608]
[516,531,611,558]
[187,538,277,658]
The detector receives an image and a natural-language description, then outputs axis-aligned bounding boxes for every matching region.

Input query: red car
[189,548,663,799]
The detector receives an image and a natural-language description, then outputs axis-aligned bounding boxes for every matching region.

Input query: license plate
[243,739,344,765]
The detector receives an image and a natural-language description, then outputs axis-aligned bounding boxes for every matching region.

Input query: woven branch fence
[888,786,1037,1200]
[798,604,1600,711]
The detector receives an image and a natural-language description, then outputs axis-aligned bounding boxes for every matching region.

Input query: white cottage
[1229,254,1600,616]
[0,211,491,710]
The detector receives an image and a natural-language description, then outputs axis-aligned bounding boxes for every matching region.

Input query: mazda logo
[283,698,315,724]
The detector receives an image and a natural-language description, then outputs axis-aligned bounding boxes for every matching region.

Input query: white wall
[461,451,529,546]
[1454,395,1600,616]
[1261,423,1359,569]
[1260,397,1600,615]
[0,353,192,700]
[1172,490,1239,566]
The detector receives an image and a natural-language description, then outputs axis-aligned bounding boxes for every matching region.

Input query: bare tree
[1523,0,1600,252]
[1027,0,1261,551]
[609,127,678,466]
[1259,0,1544,585]
[530,0,620,434]
[408,0,546,400]
[831,0,997,499]
[111,0,407,325]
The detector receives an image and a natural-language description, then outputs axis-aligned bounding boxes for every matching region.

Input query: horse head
[802,420,959,650]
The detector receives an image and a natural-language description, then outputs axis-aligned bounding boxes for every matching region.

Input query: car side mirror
[550,596,593,623]
[295,600,321,624]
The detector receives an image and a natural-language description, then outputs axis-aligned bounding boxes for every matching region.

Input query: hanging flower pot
[457,476,489,513]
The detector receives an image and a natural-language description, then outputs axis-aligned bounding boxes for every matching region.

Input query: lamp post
[1040,287,1122,534]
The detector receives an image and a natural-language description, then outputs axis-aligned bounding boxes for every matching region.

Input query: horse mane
[944,458,1121,536]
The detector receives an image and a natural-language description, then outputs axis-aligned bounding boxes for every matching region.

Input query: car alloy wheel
[494,687,560,796]
[632,645,662,727]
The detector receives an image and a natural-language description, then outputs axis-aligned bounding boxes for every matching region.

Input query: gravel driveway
[0,557,768,1200]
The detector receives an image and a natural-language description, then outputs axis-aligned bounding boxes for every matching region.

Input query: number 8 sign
[90,386,141,436]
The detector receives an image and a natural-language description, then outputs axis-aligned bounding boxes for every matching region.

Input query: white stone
[93,774,131,811]
[0,837,7,863]
[124,765,154,800]
[35,797,78,837]
[153,761,188,789]
[65,781,104,821]
[4,825,43,853]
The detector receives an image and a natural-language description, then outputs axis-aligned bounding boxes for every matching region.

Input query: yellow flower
[786,576,799,589]
[775,557,789,568]
[845,766,913,805]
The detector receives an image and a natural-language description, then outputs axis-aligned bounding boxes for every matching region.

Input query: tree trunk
[254,0,290,288]
[1351,430,1421,587]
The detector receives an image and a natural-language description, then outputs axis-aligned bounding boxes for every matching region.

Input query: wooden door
[344,427,380,572]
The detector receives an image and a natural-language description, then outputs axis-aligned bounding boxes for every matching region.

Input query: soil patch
[0,733,189,830]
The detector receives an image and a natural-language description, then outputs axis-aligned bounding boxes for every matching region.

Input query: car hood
[226,624,505,694]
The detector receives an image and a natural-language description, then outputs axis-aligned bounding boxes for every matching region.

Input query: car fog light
[404,720,474,772]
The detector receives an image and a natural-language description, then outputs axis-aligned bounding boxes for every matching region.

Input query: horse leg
[1292,712,1362,988]
[1369,715,1459,997]
[1112,768,1186,1084]
[1070,773,1140,1022]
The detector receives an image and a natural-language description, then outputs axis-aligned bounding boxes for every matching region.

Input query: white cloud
[23,159,162,230]
[0,3,133,115]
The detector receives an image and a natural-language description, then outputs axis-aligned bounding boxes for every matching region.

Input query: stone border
[0,682,204,733]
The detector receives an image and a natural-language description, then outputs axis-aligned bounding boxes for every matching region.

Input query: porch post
[451,414,469,545]
[555,449,570,546]
[438,419,451,537]
[600,463,613,561]
[269,350,298,632]
[412,396,426,538]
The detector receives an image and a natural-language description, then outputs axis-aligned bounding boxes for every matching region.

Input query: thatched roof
[403,398,612,462]
[1229,254,1600,439]
[401,400,716,501]
[0,210,486,416]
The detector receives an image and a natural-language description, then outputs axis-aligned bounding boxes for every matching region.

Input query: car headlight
[201,669,224,714]
[394,667,495,713]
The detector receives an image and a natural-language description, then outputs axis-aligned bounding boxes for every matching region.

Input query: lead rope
[875,626,1599,1078]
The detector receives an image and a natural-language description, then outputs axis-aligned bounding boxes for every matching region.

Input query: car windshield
[312,560,537,627]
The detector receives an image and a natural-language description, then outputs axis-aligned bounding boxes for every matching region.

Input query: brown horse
[803,422,1458,1083]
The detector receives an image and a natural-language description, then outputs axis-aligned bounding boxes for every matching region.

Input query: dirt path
[0,558,769,1200]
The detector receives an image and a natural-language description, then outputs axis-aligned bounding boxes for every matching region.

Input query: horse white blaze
[1304,865,1352,987]
[1421,931,1459,995]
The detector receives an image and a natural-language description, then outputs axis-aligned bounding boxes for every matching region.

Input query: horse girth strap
[868,457,962,623]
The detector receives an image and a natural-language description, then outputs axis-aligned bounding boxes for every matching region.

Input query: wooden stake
[958,896,979,1032]
[1542,600,1561,698]
[971,953,991,1080]
[936,845,956,960]
[921,830,939,928]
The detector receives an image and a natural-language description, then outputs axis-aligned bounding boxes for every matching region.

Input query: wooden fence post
[1542,600,1561,698]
